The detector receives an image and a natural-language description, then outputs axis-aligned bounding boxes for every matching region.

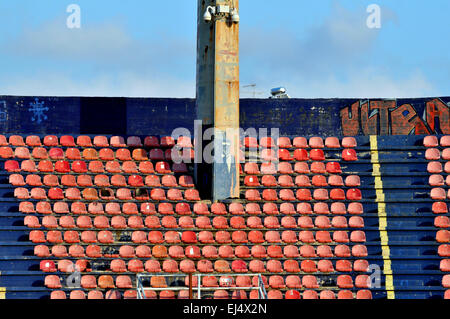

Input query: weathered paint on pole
[213,0,240,200]
[195,0,240,201]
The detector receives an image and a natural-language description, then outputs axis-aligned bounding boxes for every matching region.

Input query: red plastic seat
[215,231,231,244]
[248,230,264,244]
[243,136,258,148]
[425,148,441,160]
[59,215,75,228]
[48,246,67,259]
[440,259,450,272]
[212,260,230,273]
[310,149,325,161]
[295,188,311,201]
[14,147,30,159]
[44,275,62,289]
[31,148,48,160]
[356,290,372,299]
[439,135,450,147]
[441,148,450,160]
[337,290,354,299]
[293,162,309,175]
[342,148,358,161]
[122,161,138,173]
[301,275,318,289]
[4,160,20,172]
[320,290,336,300]
[427,161,443,174]
[111,216,127,229]
[309,137,324,148]
[9,135,25,146]
[442,275,450,288]
[353,259,369,272]
[275,136,291,148]
[431,188,447,200]
[327,162,342,174]
[19,201,35,213]
[424,135,439,147]
[185,189,200,201]
[347,188,362,200]
[337,275,354,288]
[167,188,183,200]
[435,216,450,228]
[24,215,41,228]
[41,135,57,147]
[0,146,14,159]
[9,174,25,186]
[242,203,258,215]
[325,137,340,148]
[437,230,450,243]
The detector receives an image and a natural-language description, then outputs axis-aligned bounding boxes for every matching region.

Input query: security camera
[203,10,212,22]
[203,6,216,23]
[231,9,240,23]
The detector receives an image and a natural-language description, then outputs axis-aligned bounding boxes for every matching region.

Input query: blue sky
[0,0,449,98]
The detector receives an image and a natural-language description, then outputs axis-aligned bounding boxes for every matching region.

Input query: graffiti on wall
[340,98,450,136]
[28,98,49,124]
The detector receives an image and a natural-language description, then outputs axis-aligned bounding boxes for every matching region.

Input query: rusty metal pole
[188,273,193,299]
[196,0,240,201]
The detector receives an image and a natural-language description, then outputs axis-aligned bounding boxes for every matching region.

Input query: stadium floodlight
[203,6,216,22]
[231,8,240,23]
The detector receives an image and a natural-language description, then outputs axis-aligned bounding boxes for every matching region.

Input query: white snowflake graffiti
[28,98,49,123]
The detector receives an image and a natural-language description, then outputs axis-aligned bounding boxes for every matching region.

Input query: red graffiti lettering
[426,99,450,134]
[340,101,360,136]
[340,98,449,136]
[360,101,377,135]
[391,104,426,135]
[370,101,395,135]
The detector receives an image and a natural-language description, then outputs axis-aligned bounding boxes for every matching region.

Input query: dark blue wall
[0,95,449,137]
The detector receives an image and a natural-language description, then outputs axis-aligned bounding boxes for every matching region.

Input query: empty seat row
[425,148,450,161]
[41,257,369,275]
[19,200,363,216]
[429,174,450,187]
[50,289,131,299]
[48,288,372,300]
[34,242,369,260]
[0,135,191,148]
[423,136,450,148]
[14,186,201,201]
[245,149,358,164]
[29,229,366,244]
[243,137,357,149]
[244,174,360,188]
[194,202,363,216]
[427,161,450,174]
[242,161,355,176]
[0,146,194,162]
[4,159,188,174]
[24,214,364,231]
[9,173,195,188]
[188,273,371,290]
[245,188,362,202]
[430,188,450,201]
[249,149,343,162]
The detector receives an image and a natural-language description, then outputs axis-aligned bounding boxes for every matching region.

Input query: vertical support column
[195,0,215,200]
[196,0,240,201]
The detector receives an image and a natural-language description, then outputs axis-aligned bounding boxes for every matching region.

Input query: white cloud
[0,71,195,98]
[240,2,436,99]
[3,16,196,97]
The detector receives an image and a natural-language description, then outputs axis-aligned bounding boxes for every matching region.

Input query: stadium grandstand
[0,0,449,301]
